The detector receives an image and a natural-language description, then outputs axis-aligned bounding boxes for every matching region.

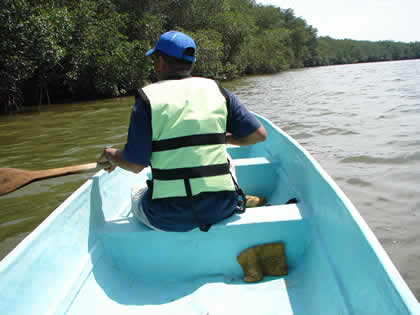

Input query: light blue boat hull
[1,114,419,314]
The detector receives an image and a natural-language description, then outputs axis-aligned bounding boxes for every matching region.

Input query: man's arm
[97,95,151,174]
[226,125,267,146]
[223,87,267,146]
[97,147,146,174]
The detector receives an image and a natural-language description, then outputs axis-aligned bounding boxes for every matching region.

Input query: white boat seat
[232,156,273,166]
[103,203,302,234]
[100,203,308,281]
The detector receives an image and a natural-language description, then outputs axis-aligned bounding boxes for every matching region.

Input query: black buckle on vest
[235,188,247,214]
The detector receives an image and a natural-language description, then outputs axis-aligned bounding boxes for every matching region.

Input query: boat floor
[68,257,295,315]
[62,203,308,314]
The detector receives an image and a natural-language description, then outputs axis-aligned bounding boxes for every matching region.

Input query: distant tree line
[317,37,420,65]
[1,0,419,114]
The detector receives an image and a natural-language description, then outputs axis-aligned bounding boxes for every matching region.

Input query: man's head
[146,31,196,62]
[146,31,196,81]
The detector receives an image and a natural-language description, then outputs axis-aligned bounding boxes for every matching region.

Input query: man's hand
[226,125,267,146]
[97,147,117,173]
[97,146,146,174]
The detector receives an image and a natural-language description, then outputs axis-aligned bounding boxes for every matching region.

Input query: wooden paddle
[0,162,109,196]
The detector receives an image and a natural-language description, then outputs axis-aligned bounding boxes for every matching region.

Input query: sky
[257,0,420,43]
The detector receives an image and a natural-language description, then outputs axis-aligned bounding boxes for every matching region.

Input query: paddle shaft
[0,162,109,196]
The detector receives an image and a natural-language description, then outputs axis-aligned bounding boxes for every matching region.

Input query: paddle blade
[0,168,35,196]
[0,163,104,196]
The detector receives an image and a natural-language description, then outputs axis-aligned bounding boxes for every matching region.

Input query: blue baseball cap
[146,31,196,62]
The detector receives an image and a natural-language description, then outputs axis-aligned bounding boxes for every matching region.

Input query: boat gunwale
[0,172,104,269]
[254,112,420,311]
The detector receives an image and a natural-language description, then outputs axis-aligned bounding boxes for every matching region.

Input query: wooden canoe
[0,114,419,314]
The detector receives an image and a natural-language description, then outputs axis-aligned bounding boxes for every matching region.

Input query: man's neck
[166,73,192,80]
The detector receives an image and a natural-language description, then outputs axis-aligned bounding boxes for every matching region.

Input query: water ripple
[340,152,420,164]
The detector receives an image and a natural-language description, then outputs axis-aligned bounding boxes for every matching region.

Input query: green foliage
[317,37,419,65]
[1,0,419,113]
[63,0,150,97]
[1,0,72,113]
[245,29,291,74]
[189,29,225,80]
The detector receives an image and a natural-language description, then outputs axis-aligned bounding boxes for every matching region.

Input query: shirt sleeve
[224,88,261,139]
[122,97,152,166]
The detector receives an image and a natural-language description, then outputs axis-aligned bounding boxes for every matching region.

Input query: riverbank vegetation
[2,0,420,114]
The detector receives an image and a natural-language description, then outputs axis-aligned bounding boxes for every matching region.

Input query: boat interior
[64,143,313,314]
[2,118,417,314]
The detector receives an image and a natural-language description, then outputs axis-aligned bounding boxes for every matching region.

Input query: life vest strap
[152,133,226,152]
[152,163,230,181]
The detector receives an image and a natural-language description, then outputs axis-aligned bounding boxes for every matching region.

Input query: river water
[1,59,419,300]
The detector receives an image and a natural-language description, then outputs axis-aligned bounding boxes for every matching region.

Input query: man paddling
[97,31,267,231]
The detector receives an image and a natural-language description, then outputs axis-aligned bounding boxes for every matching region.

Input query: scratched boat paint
[0,114,419,314]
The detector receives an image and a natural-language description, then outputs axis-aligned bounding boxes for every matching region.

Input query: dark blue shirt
[123,84,261,231]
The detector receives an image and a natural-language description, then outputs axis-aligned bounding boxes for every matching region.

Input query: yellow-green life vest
[140,77,236,200]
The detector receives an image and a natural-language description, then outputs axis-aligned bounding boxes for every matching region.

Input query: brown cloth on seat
[237,242,288,283]
[245,195,267,207]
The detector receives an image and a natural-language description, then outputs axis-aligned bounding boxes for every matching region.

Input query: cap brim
[145,48,155,56]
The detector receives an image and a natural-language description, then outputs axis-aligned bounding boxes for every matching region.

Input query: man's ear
[156,55,168,72]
